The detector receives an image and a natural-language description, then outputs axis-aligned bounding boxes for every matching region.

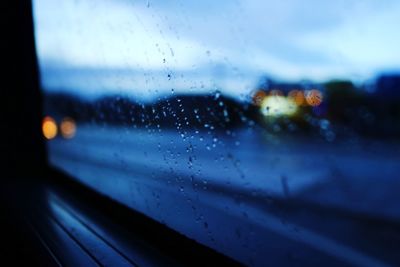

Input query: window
[33,0,400,266]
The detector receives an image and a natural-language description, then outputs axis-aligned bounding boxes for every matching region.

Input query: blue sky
[33,0,400,98]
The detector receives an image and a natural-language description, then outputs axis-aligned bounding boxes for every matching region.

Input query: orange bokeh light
[42,116,57,140]
[252,90,267,106]
[305,89,323,106]
[60,117,76,139]
[288,90,305,106]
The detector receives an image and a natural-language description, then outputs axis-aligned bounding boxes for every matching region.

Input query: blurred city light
[305,89,323,106]
[288,89,305,106]
[60,117,76,139]
[252,90,267,106]
[261,95,297,117]
[42,116,57,139]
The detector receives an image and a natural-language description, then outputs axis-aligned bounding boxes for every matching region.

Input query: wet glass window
[33,0,400,266]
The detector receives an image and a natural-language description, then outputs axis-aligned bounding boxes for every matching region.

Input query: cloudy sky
[33,0,400,98]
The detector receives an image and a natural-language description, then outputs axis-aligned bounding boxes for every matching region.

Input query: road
[47,125,400,266]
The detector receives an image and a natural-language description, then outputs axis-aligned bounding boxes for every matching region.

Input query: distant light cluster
[42,116,76,140]
[252,89,323,117]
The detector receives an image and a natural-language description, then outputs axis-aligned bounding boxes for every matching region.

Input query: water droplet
[214,90,221,100]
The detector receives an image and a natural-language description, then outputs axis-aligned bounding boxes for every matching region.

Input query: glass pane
[33,0,400,266]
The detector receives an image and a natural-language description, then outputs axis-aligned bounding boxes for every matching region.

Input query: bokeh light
[261,95,297,117]
[288,89,305,106]
[252,90,267,106]
[42,116,57,139]
[60,117,77,139]
[305,89,323,106]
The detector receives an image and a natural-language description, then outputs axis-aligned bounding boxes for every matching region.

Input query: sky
[32,0,400,99]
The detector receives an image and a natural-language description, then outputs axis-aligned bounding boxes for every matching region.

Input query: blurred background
[2,1,400,266]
